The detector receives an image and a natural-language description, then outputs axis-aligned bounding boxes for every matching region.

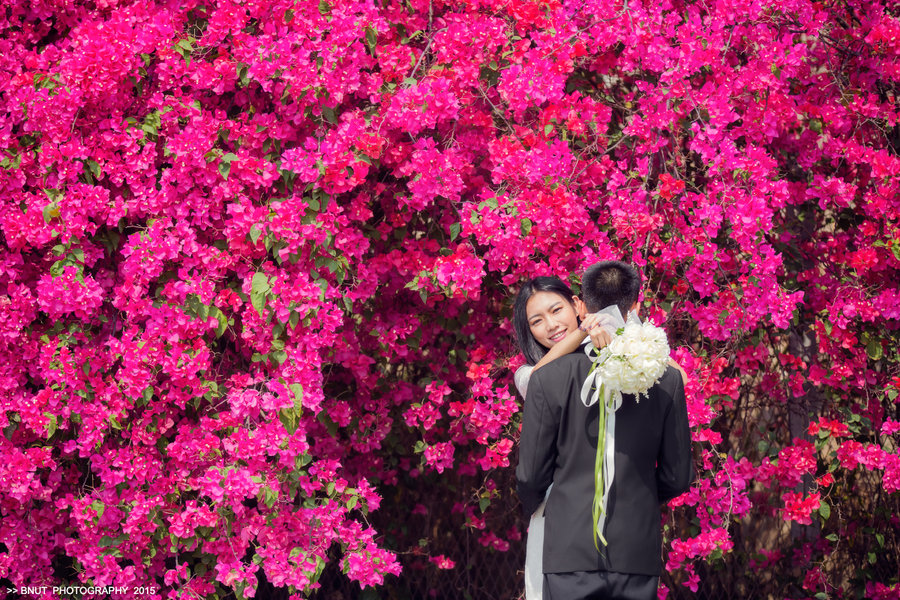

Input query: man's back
[516,350,692,576]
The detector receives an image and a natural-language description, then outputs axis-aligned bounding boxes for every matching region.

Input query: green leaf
[91,499,106,519]
[520,218,533,236]
[480,196,499,210]
[818,500,830,520]
[314,278,328,299]
[279,407,297,434]
[249,224,263,245]
[866,339,883,360]
[289,383,304,411]
[2,419,17,441]
[176,38,193,67]
[449,222,461,241]
[320,257,338,273]
[250,272,270,316]
[86,159,101,178]
[321,105,337,124]
[218,153,237,180]
[237,63,250,87]
[544,123,553,136]
[42,203,59,223]
[264,486,278,508]
[479,497,490,513]
[209,306,228,337]
[45,412,57,438]
[0,150,21,170]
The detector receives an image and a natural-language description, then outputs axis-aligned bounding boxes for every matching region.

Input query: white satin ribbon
[581,343,622,544]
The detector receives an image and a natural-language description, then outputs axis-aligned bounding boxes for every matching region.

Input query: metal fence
[303,465,900,600]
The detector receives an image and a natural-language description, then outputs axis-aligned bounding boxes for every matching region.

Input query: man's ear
[573,297,588,319]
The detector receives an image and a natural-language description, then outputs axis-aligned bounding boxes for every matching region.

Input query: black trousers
[544,570,659,600]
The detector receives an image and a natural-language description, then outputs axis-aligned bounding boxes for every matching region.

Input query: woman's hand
[579,313,615,349]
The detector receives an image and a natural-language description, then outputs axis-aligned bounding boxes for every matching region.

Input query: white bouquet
[596,316,670,400]
[580,306,670,549]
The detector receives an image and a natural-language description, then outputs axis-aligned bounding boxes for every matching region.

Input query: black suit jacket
[516,350,693,576]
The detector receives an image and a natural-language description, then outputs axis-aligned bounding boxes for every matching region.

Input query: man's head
[581,261,641,316]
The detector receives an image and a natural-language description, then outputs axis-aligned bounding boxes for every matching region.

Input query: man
[516,261,693,600]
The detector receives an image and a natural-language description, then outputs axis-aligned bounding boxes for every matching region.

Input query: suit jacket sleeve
[656,372,694,502]
[516,371,558,516]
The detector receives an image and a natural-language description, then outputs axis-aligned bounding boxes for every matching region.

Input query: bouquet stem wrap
[579,307,670,551]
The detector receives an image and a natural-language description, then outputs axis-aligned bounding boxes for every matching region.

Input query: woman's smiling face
[525,291,580,350]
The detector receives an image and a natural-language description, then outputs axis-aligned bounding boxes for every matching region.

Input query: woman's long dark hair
[513,276,578,366]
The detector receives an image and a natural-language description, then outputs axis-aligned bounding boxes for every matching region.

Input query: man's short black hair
[581,261,641,315]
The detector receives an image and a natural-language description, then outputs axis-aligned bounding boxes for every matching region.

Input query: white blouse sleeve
[514,365,534,398]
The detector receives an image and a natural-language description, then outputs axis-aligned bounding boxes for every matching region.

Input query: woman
[512,277,610,600]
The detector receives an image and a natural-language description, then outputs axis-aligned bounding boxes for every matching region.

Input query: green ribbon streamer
[592,376,609,551]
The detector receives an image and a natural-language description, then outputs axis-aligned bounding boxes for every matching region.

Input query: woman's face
[525,291,580,349]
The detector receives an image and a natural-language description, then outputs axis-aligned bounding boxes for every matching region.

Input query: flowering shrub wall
[0,0,898,598]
